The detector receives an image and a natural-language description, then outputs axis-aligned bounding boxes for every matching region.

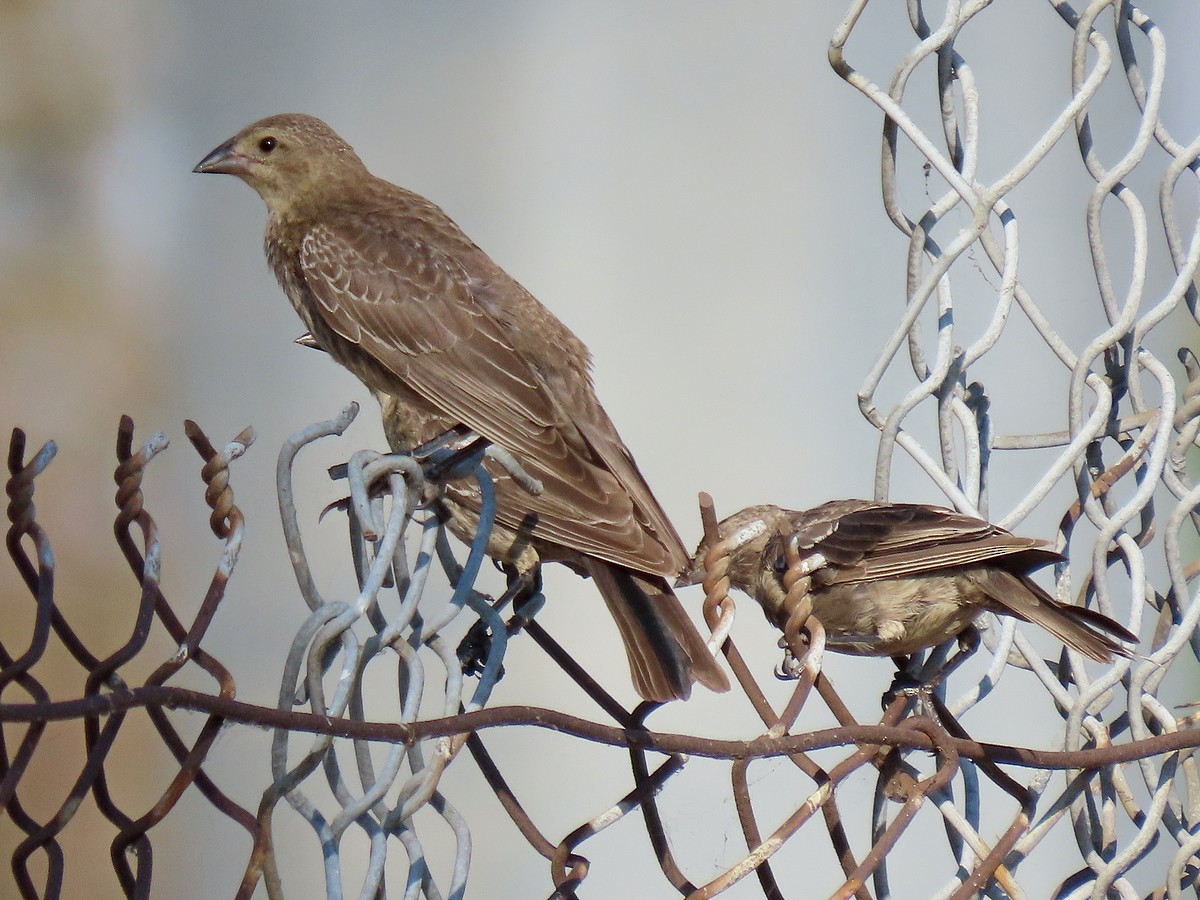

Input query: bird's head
[194,113,365,212]
[675,504,793,591]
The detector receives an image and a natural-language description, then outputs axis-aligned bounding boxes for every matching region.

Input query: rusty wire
[4,3,1200,899]
[3,418,260,899]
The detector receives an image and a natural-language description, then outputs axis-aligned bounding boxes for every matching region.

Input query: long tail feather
[973,568,1135,662]
[586,559,730,701]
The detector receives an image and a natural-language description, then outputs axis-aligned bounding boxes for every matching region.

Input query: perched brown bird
[680,500,1136,662]
[194,113,728,701]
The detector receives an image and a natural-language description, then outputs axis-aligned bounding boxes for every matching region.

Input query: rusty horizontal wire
[8,680,1200,771]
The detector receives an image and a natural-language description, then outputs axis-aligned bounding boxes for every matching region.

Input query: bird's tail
[974,568,1137,662]
[585,559,731,702]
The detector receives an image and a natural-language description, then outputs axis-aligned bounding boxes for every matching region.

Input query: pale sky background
[2,3,1198,898]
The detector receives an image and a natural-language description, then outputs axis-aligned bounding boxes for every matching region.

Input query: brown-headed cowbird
[194,114,728,702]
[679,500,1136,662]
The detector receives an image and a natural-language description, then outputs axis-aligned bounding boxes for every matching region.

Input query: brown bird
[680,500,1136,662]
[194,113,728,701]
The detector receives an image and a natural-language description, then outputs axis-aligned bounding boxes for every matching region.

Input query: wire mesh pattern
[3,419,258,898]
[3,2,1200,899]
[824,0,1200,896]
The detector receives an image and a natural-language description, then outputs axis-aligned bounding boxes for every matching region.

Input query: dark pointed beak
[193,138,249,176]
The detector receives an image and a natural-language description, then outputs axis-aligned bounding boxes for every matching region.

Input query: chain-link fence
[4,2,1200,898]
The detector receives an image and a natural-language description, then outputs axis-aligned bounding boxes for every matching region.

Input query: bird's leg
[411,423,481,458]
[881,625,981,709]
[924,624,980,692]
[456,563,543,677]
[414,426,491,484]
[882,655,924,711]
[504,563,545,631]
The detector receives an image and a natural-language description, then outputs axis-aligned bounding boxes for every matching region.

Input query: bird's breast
[805,574,985,656]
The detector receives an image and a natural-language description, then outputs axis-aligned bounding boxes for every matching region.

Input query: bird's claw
[774,645,804,681]
[882,672,928,710]
[457,620,500,679]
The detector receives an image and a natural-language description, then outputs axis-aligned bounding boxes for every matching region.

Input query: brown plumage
[680,500,1136,661]
[194,113,728,701]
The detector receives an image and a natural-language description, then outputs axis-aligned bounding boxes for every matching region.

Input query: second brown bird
[681,500,1136,662]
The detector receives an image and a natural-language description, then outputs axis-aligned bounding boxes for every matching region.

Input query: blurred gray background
[3,2,1197,897]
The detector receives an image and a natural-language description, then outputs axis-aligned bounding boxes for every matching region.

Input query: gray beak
[193,138,249,176]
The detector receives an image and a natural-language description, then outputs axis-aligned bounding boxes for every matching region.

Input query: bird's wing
[786,502,1061,584]
[294,215,683,574]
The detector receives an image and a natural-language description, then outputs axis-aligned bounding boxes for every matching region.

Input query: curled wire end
[185,420,250,539]
[183,419,215,458]
[144,433,171,459]
[334,402,360,434]
[705,594,736,654]
[699,542,733,612]
[281,404,362,462]
[694,492,740,646]
[226,426,257,459]
[342,450,425,542]
[6,430,58,536]
[779,580,815,652]
[346,449,387,539]
[769,535,820,674]
[698,491,719,542]
[8,431,57,481]
[8,428,28,481]
[696,493,730,595]
[112,420,168,527]
[484,445,542,496]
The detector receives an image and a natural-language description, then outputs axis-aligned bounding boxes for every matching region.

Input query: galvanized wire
[823,1,1200,896]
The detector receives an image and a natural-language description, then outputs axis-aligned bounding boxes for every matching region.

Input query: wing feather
[779,501,1061,584]
[291,213,683,574]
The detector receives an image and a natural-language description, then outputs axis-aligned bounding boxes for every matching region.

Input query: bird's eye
[772,554,788,575]
[258,136,277,153]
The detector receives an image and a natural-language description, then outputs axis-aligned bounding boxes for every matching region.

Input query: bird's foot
[881,626,982,709]
[504,564,545,633]
[457,620,498,679]
[773,639,805,681]
[456,564,542,678]
[882,671,929,710]
[414,426,491,484]
[924,625,980,692]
